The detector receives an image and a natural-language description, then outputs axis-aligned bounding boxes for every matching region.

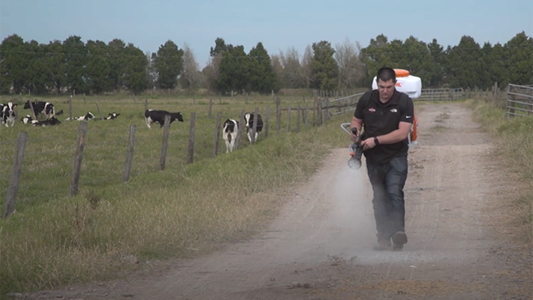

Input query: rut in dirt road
[21,102,532,300]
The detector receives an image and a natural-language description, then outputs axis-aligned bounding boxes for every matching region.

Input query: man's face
[376,78,395,100]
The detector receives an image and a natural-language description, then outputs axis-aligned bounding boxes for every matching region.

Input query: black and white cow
[1,102,17,127]
[66,112,95,121]
[21,115,33,124]
[222,119,239,153]
[144,109,184,128]
[32,116,61,127]
[104,112,120,120]
[244,112,263,143]
[23,100,55,120]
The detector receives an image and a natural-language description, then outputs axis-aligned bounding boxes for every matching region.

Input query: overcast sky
[1,0,531,68]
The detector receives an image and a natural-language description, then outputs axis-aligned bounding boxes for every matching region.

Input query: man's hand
[350,130,359,143]
[361,137,377,151]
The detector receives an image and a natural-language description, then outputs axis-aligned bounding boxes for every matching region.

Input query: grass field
[0,93,351,295]
[1,94,531,297]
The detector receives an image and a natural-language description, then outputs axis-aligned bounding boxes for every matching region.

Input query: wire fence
[1,97,352,218]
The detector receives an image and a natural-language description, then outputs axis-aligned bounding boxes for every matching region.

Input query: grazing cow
[2,102,17,127]
[66,112,95,121]
[144,109,184,128]
[222,119,239,153]
[104,112,120,120]
[244,112,263,143]
[23,100,55,119]
[32,116,61,127]
[21,115,33,124]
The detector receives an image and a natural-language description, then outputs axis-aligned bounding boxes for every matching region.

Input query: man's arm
[372,122,411,144]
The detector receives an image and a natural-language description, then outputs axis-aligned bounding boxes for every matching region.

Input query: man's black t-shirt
[353,89,414,164]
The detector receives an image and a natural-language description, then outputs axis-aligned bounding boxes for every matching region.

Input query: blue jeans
[366,156,408,240]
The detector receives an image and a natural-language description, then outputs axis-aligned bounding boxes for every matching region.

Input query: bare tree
[280,47,303,88]
[301,45,313,89]
[271,54,284,89]
[145,51,157,90]
[202,53,222,93]
[335,37,364,89]
[179,43,203,94]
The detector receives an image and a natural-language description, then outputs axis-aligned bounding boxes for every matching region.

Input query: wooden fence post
[212,112,221,158]
[144,99,148,112]
[317,99,323,126]
[208,98,213,118]
[69,122,88,197]
[296,104,301,133]
[159,115,171,170]
[187,112,196,164]
[507,84,514,118]
[3,132,27,218]
[28,101,38,121]
[276,98,281,136]
[286,105,291,133]
[68,96,73,121]
[264,106,270,138]
[324,98,330,122]
[235,110,245,150]
[95,102,104,119]
[123,124,135,182]
[305,103,309,127]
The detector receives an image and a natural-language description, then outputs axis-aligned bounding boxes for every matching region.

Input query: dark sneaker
[373,237,391,251]
[392,231,408,251]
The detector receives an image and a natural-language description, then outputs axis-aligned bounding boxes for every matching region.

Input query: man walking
[350,67,415,251]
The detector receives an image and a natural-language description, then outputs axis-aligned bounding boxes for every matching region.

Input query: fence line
[2,97,355,218]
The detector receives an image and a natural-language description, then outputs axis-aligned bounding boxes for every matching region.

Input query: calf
[21,115,33,124]
[145,109,184,128]
[32,116,61,127]
[2,102,17,127]
[222,119,239,153]
[23,100,55,119]
[244,112,263,143]
[66,112,95,121]
[104,112,120,120]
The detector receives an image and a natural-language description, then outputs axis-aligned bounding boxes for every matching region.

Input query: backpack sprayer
[341,123,363,170]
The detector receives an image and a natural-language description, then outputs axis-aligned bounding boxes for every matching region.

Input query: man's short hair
[376,67,396,83]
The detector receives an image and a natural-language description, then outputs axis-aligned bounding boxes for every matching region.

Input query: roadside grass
[466,99,533,247]
[0,94,350,296]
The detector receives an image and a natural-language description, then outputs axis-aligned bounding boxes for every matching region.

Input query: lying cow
[32,117,61,127]
[104,112,120,120]
[1,102,17,127]
[144,109,184,128]
[244,112,263,143]
[23,100,55,120]
[222,119,239,153]
[66,112,95,121]
[21,115,33,124]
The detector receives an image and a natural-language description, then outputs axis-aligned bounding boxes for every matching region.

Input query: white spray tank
[372,69,422,99]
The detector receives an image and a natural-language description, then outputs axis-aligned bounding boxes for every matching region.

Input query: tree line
[0,32,531,96]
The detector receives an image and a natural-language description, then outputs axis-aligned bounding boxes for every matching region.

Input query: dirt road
[21,102,532,300]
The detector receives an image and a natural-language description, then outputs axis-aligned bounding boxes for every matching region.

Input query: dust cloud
[324,158,377,259]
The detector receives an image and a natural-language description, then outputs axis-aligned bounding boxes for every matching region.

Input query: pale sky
[1,0,532,69]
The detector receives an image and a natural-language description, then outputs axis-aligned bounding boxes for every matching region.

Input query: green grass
[466,98,533,246]
[0,94,349,295]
